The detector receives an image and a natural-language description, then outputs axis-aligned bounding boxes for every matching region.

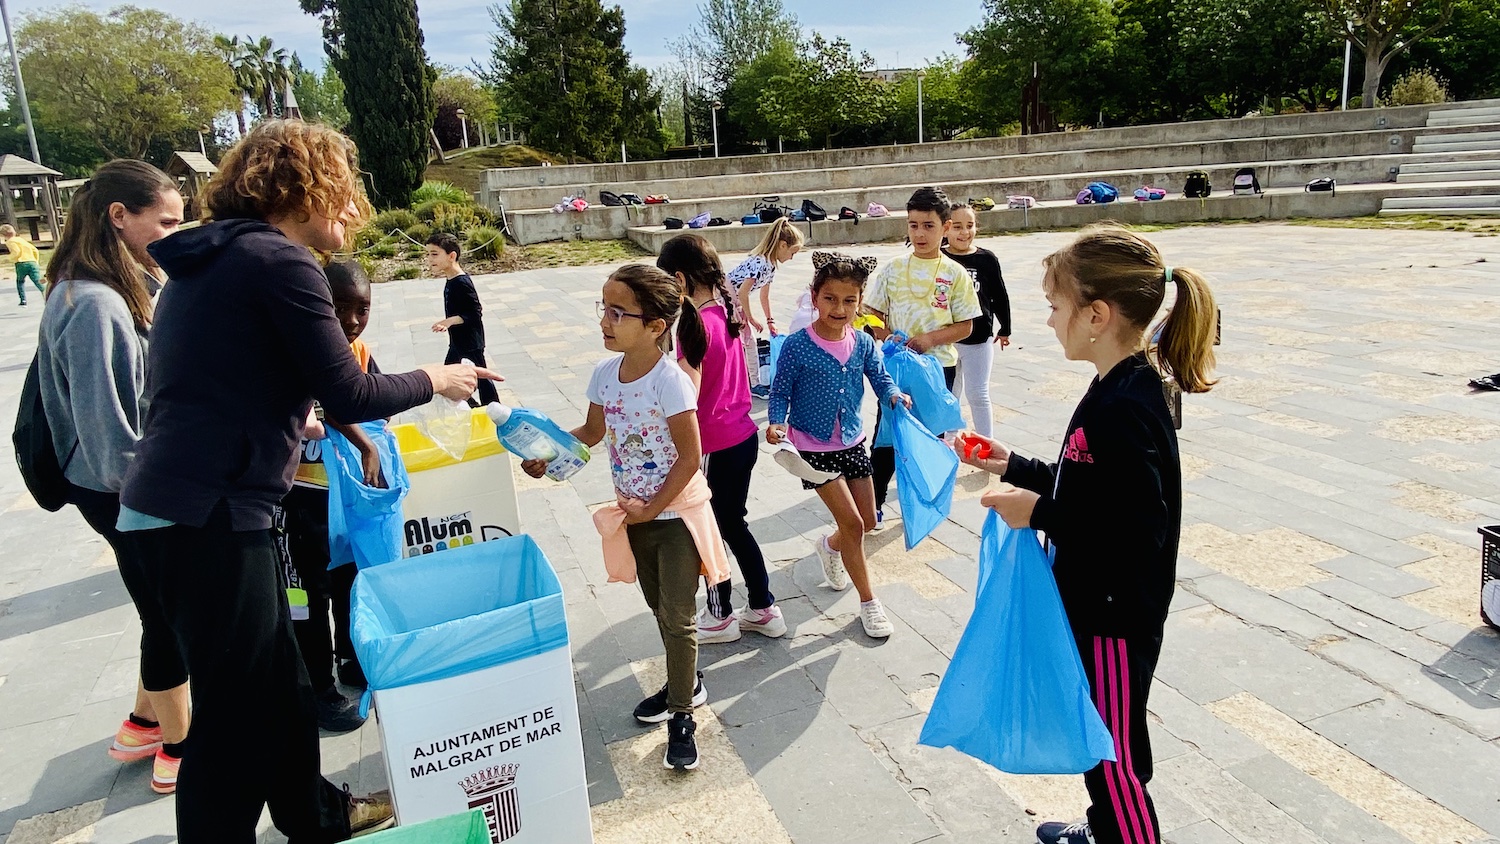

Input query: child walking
[522,265,728,772]
[944,203,1011,439]
[726,218,803,398]
[427,233,499,406]
[866,186,982,523]
[3,224,45,305]
[959,225,1217,844]
[766,252,909,639]
[280,261,380,733]
[657,234,786,643]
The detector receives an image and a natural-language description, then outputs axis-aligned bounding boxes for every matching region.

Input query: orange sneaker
[108,718,163,762]
[151,748,180,794]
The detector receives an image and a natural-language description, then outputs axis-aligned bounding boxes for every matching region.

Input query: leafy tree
[752,34,890,149]
[215,35,260,135]
[241,36,295,117]
[290,55,350,129]
[1326,0,1454,107]
[960,0,1118,129]
[1397,0,1500,101]
[887,57,979,143]
[484,0,664,161]
[13,6,235,160]
[725,36,804,144]
[433,70,497,149]
[669,0,799,94]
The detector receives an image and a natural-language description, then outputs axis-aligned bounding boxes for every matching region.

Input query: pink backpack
[867,202,889,217]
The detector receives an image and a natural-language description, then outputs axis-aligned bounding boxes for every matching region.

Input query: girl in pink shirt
[659,234,786,643]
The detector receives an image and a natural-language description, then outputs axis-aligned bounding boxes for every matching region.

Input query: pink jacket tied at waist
[592,472,730,585]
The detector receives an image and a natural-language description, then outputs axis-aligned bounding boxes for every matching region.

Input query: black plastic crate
[1482,525,1500,630]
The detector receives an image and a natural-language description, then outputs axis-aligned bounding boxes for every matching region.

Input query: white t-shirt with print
[867,253,983,368]
[587,353,699,503]
[727,254,776,293]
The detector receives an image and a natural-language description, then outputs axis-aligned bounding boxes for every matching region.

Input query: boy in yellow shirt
[2,225,44,305]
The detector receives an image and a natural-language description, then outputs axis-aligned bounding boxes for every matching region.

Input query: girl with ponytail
[956,224,1216,844]
[725,216,804,397]
[657,234,785,643]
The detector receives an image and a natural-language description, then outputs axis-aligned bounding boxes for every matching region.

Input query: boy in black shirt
[427,233,499,406]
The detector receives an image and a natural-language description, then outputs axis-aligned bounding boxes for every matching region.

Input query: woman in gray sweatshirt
[37,160,191,795]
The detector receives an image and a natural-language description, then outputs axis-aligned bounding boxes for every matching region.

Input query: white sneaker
[696,607,742,644]
[737,605,788,638]
[817,534,849,591]
[859,598,894,638]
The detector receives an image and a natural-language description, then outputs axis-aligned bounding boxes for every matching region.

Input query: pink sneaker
[696,607,741,644]
[151,748,181,794]
[738,606,788,638]
[109,718,163,762]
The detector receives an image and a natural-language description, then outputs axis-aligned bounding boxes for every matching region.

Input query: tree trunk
[1361,45,1383,108]
[236,108,248,137]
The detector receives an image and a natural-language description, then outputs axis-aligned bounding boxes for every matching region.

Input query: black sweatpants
[446,346,499,406]
[134,510,350,844]
[1079,631,1163,844]
[872,364,957,510]
[283,486,358,695]
[69,486,188,691]
[702,432,773,615]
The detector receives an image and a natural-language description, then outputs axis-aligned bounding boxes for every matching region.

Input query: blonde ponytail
[1154,268,1218,393]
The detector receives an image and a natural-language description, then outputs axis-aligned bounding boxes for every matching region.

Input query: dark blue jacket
[768,328,898,442]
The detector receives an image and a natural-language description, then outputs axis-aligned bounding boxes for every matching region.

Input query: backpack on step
[1183,171,1211,198]
[1232,167,1261,195]
[1085,182,1118,203]
[1075,189,1095,205]
[801,199,828,222]
[599,190,625,207]
[1305,178,1336,195]
[838,206,861,223]
[755,196,787,224]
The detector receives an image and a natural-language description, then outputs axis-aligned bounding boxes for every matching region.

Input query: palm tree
[242,36,294,119]
[215,35,262,136]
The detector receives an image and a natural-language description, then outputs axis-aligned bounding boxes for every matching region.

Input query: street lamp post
[916,70,926,144]
[711,101,722,158]
[1340,40,1352,110]
[456,108,469,148]
[197,124,209,157]
[1,0,41,165]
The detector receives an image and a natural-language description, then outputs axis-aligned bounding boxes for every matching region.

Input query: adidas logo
[1062,427,1094,464]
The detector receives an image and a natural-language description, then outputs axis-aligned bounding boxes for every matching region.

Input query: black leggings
[134,510,351,843]
[69,486,188,691]
[872,364,957,509]
[702,432,773,614]
[283,486,358,695]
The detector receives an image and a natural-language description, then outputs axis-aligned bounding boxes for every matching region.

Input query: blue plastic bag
[874,337,964,448]
[764,333,787,387]
[884,403,958,550]
[919,512,1116,774]
[324,421,410,569]
[350,535,568,716]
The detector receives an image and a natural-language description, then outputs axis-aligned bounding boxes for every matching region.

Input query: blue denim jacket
[768,328,899,442]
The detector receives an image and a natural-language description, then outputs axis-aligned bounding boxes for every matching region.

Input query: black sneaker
[317,687,366,734]
[1469,374,1500,392]
[1036,821,1094,844]
[663,712,699,771]
[633,671,707,724]
[338,657,367,689]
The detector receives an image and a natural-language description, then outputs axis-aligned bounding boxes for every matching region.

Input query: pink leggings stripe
[1093,636,1156,844]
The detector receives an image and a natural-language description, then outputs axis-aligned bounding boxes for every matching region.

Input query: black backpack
[801,199,828,222]
[13,354,75,512]
[663,217,684,230]
[1305,177,1336,194]
[599,190,625,207]
[1183,171,1211,198]
[1232,167,1262,195]
[707,216,732,227]
[619,192,645,205]
[838,206,861,224]
[755,196,787,224]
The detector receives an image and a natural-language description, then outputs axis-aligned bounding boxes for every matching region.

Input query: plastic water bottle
[485,403,591,481]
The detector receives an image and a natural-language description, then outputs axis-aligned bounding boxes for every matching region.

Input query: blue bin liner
[351,534,568,714]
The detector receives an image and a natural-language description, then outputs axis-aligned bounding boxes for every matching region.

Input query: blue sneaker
[875,508,884,529]
[1036,821,1094,844]
[750,385,771,400]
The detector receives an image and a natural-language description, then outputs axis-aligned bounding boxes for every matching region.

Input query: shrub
[392,264,422,280]
[428,202,485,237]
[1387,69,1449,106]
[368,239,399,259]
[356,254,379,280]
[404,222,433,243]
[411,180,472,206]
[370,208,419,234]
[352,225,385,250]
[465,226,504,260]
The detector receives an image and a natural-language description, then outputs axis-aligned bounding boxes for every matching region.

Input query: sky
[6,0,987,74]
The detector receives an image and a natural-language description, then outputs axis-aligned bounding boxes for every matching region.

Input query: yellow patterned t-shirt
[866,253,982,368]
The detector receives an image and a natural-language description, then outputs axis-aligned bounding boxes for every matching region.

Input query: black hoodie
[121,220,432,530]
[1002,353,1181,638]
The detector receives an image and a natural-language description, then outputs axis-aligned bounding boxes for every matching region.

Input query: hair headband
[811,251,878,273]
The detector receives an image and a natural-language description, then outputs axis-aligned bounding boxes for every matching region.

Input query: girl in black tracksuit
[961,225,1218,844]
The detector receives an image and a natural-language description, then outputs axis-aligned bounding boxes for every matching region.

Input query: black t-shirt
[444,273,486,352]
[944,248,1011,345]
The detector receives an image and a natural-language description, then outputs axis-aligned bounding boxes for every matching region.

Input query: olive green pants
[626,518,702,712]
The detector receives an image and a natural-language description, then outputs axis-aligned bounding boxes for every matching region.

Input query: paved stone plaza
[2,223,1499,844]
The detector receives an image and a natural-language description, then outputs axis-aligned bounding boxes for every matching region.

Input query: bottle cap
[485,403,512,425]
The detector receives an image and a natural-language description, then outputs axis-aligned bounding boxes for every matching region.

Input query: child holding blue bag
[766,252,909,639]
[960,225,1217,844]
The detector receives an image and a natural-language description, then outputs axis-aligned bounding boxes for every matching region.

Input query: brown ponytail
[609,263,708,368]
[1043,224,1217,393]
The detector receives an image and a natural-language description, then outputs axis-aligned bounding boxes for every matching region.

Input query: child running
[522,265,729,772]
[726,218,803,398]
[866,186,982,524]
[427,233,499,406]
[766,252,910,639]
[280,261,380,734]
[958,225,1217,844]
[3,224,44,305]
[657,234,786,643]
[943,203,1011,439]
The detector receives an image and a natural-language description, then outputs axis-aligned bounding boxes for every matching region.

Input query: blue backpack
[1086,182,1119,203]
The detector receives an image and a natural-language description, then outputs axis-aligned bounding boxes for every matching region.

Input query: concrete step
[1397,169,1500,183]
[1415,129,1500,143]
[1427,107,1500,125]
[1412,140,1500,154]
[1399,159,1500,175]
[1379,206,1500,216]
[1383,194,1500,209]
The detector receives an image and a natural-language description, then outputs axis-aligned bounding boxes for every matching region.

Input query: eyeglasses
[596,301,645,323]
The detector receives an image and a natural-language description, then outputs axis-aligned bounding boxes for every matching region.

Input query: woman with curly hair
[119,120,500,842]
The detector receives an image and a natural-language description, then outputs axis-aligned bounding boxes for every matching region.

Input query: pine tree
[312,0,433,207]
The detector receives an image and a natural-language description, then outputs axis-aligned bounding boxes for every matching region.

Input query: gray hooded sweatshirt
[37,279,148,494]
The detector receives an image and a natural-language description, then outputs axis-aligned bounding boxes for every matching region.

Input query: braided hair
[656,233,743,336]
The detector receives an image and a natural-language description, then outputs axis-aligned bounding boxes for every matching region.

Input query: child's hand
[765,424,787,445]
[995,334,1011,349]
[749,315,765,334]
[359,448,384,488]
[765,316,777,335]
[520,458,549,479]
[955,430,1010,475]
[890,393,912,409]
[980,483,1038,528]
[906,333,933,354]
[620,497,653,525]
[430,319,449,333]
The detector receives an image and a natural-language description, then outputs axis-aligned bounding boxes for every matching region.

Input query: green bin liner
[360,808,490,843]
